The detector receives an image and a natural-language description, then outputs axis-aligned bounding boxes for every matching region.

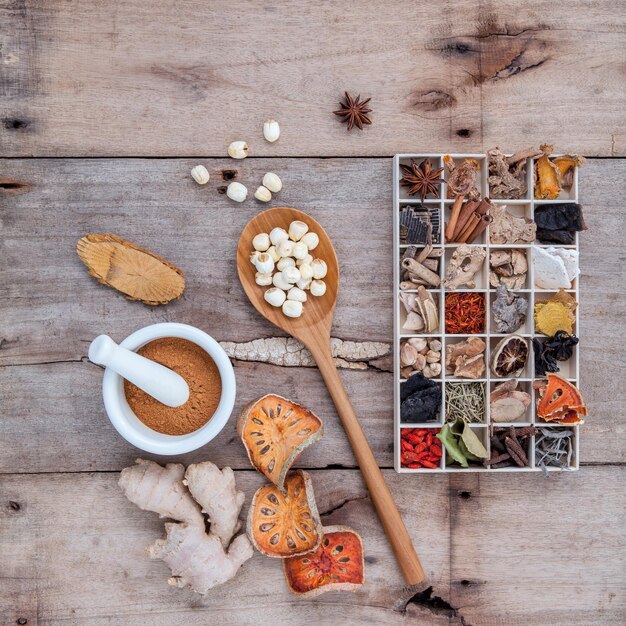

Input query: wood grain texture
[1,158,624,471]
[1,1,624,156]
[1,468,624,625]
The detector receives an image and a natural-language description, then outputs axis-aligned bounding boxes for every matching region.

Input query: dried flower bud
[228,141,249,159]
[254,186,272,202]
[263,172,283,193]
[190,165,210,185]
[226,181,248,202]
[263,119,280,143]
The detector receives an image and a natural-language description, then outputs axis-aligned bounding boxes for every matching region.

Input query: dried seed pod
[400,343,419,367]
[407,338,427,352]
[426,350,441,364]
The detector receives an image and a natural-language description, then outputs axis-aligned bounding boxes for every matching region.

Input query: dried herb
[534,290,577,336]
[400,159,444,202]
[492,285,528,334]
[400,373,441,423]
[536,373,587,425]
[489,204,536,244]
[445,382,486,423]
[399,205,439,244]
[400,428,442,469]
[490,380,531,422]
[490,335,529,378]
[333,92,372,131]
[535,428,575,474]
[445,292,486,334]
[436,420,488,467]
[488,146,541,199]
[443,156,480,198]
[533,331,579,376]
[487,426,535,468]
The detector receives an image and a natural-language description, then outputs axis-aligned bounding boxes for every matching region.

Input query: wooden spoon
[237,207,426,587]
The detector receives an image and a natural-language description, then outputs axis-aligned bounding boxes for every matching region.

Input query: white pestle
[88,335,190,408]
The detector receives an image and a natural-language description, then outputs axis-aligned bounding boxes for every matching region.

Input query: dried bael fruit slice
[248,470,321,558]
[537,373,587,424]
[283,525,364,597]
[490,335,529,378]
[238,395,323,492]
[77,234,184,305]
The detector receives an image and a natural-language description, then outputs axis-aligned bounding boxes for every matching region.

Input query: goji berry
[420,460,438,469]
[407,462,422,469]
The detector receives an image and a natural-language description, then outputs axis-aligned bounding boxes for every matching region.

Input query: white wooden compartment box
[393,153,581,473]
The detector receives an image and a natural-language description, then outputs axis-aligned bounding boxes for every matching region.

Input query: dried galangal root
[119,459,252,594]
[248,470,322,558]
[77,233,185,305]
[536,373,587,424]
[238,394,324,492]
[283,525,365,596]
[534,290,577,336]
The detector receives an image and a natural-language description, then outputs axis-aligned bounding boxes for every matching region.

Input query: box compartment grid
[393,153,581,473]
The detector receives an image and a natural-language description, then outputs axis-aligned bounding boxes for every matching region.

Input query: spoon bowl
[237,207,338,344]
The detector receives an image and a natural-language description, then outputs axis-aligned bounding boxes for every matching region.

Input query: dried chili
[445,292,486,334]
[400,428,442,469]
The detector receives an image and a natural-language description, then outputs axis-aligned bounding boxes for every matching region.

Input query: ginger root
[119,459,252,594]
[184,462,245,548]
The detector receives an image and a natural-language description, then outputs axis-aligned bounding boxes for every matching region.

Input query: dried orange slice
[248,470,321,558]
[537,374,587,422]
[238,395,323,491]
[77,233,184,305]
[283,525,365,597]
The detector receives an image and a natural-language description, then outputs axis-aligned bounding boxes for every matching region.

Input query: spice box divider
[393,153,581,473]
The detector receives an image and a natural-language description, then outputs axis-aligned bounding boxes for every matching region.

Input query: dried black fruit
[534,203,586,244]
[400,373,441,422]
[536,228,575,245]
[533,332,579,376]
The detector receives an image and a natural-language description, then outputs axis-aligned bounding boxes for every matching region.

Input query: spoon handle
[308,340,426,586]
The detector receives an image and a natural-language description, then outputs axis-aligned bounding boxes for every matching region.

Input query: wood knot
[9,500,21,511]
[17,618,28,625]
[458,490,471,499]
[0,179,32,194]
[2,118,30,130]
[217,185,228,195]
[456,128,472,138]
[221,169,238,181]
[411,90,457,112]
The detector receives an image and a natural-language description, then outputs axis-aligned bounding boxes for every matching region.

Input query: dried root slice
[77,233,184,305]
[537,373,587,423]
[148,523,253,595]
[119,459,204,527]
[238,395,324,492]
[248,470,321,558]
[283,525,364,597]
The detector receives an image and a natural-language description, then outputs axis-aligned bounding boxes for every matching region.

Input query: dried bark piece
[443,155,480,198]
[534,144,561,199]
[489,249,528,290]
[492,285,528,334]
[489,204,536,244]
[77,234,184,305]
[488,146,541,199]
[443,245,486,290]
[415,286,439,332]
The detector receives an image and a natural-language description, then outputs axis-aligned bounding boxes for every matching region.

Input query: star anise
[333,92,372,131]
[399,159,444,201]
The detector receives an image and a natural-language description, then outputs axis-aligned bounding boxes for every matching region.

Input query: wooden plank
[448,468,626,625]
[2,468,624,625]
[0,469,451,625]
[1,158,624,470]
[1,1,624,157]
[0,361,394,473]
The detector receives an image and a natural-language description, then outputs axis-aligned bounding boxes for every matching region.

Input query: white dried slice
[532,246,571,289]
[549,247,579,283]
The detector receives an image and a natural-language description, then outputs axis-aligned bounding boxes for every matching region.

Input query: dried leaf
[77,234,185,305]
[436,423,468,467]
[461,423,488,459]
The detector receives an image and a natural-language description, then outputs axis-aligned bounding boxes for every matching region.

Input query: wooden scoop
[237,207,426,587]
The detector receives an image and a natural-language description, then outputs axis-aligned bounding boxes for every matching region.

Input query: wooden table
[1,2,625,624]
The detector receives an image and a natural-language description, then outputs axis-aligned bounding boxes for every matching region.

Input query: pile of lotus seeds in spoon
[250,220,328,318]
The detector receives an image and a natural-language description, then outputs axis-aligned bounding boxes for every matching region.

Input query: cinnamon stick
[451,200,480,240]
[474,198,492,216]
[466,214,493,244]
[445,195,464,241]
[456,212,480,244]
